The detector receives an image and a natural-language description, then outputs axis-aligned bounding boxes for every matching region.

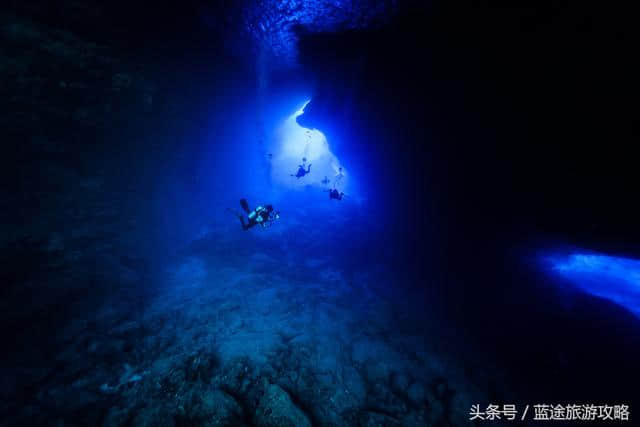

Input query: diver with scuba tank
[230,198,280,231]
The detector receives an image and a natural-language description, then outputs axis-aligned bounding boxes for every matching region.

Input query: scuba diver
[328,188,345,201]
[291,159,311,179]
[230,198,280,230]
[321,176,330,185]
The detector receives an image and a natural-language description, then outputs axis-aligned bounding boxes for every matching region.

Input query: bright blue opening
[546,252,640,318]
[269,100,348,192]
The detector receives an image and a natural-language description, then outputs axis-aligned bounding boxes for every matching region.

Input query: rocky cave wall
[296,0,639,250]
[0,8,238,369]
[293,1,640,378]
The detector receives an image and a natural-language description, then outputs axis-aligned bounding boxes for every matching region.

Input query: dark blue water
[2,2,638,426]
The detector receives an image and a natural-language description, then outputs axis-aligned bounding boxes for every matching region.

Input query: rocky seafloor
[2,215,507,426]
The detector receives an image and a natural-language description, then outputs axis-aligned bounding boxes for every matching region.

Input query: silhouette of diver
[291,163,311,178]
[321,176,330,185]
[328,188,345,201]
[229,198,280,230]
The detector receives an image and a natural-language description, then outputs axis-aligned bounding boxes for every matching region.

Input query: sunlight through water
[270,100,347,191]
[549,252,640,318]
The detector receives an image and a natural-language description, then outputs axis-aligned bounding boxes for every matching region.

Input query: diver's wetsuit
[329,189,344,200]
[237,199,278,230]
[293,164,311,178]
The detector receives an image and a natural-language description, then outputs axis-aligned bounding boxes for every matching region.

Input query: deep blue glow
[547,252,640,317]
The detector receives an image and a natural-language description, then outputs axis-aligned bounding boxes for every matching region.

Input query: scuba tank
[249,206,265,223]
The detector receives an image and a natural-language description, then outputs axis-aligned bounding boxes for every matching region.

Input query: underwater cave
[1,1,638,426]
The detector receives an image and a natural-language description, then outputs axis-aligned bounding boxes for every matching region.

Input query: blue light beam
[270,100,347,191]
[548,252,640,318]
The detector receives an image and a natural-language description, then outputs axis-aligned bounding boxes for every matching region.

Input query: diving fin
[240,198,250,214]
